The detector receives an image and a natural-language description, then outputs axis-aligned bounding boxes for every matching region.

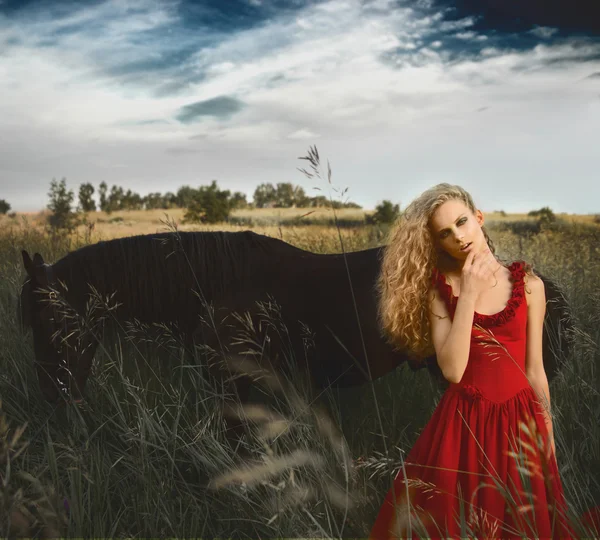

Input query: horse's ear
[23,251,50,286]
[22,250,35,279]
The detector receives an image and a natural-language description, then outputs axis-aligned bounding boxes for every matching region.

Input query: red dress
[370,261,573,539]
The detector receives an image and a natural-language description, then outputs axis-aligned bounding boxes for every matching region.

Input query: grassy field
[0,210,599,537]
[2,207,598,242]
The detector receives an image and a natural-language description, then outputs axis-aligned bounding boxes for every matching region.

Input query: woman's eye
[440,218,466,238]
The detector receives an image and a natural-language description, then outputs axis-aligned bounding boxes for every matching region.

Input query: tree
[275,183,296,207]
[309,195,329,208]
[78,183,96,212]
[253,182,310,208]
[144,192,167,210]
[176,186,197,208]
[528,206,556,226]
[294,187,311,207]
[343,201,362,209]
[107,185,124,212]
[98,182,108,212]
[164,192,178,208]
[122,189,143,210]
[184,180,231,224]
[230,191,248,209]
[0,199,10,214]
[47,177,77,231]
[371,200,400,224]
[277,183,309,207]
[253,183,277,208]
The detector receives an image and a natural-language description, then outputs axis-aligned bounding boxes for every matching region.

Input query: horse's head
[20,250,94,403]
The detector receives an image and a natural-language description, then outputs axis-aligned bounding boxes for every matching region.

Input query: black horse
[19,231,572,404]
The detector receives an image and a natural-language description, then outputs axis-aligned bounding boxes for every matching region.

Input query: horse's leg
[31,326,65,402]
[34,359,62,403]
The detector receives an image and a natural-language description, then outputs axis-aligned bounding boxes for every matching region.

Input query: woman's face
[429,199,485,261]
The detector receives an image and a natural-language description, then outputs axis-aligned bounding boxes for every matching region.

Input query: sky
[1,0,599,214]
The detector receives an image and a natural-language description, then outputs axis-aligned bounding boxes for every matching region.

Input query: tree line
[4,178,365,231]
[65,179,362,214]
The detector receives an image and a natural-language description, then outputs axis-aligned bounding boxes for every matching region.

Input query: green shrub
[368,200,400,225]
[183,181,231,224]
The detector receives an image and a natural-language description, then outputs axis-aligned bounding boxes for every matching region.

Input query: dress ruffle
[431,260,526,328]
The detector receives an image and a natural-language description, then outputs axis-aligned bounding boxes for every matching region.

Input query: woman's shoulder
[522,266,544,294]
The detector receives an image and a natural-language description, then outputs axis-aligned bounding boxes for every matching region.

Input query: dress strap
[483,260,526,327]
[509,260,527,290]
[431,267,456,311]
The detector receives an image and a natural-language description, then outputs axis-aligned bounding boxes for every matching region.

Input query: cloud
[175,96,246,123]
[530,26,559,39]
[457,32,486,42]
[165,146,203,155]
[0,0,599,212]
[117,119,172,126]
[287,128,320,140]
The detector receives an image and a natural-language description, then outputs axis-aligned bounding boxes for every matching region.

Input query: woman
[370,184,573,539]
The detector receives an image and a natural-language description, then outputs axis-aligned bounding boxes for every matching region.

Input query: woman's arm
[428,286,477,384]
[524,273,556,456]
[428,248,498,384]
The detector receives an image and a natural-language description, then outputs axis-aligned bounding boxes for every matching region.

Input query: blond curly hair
[377,183,500,360]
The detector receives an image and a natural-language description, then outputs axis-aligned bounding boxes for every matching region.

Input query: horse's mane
[52,231,308,330]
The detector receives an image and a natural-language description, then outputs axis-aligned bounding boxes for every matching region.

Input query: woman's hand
[460,247,500,300]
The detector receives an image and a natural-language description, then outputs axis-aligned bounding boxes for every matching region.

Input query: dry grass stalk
[210,448,325,489]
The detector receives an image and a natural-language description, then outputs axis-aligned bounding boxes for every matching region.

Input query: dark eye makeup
[440,217,466,238]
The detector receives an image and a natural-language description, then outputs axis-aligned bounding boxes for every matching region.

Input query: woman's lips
[460,242,472,252]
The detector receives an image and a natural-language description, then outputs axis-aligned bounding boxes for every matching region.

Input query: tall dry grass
[2,223,600,537]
